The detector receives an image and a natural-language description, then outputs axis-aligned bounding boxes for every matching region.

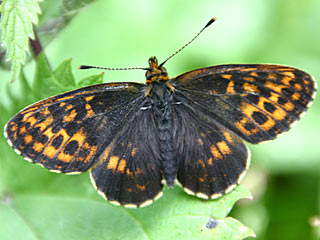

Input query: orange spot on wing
[82,142,97,163]
[65,104,73,111]
[107,156,119,171]
[292,92,301,101]
[241,102,276,130]
[249,72,258,77]
[208,157,213,166]
[24,115,37,127]
[283,101,295,111]
[267,73,278,80]
[40,107,50,116]
[199,177,205,182]
[265,81,286,93]
[243,76,256,82]
[210,145,222,159]
[118,159,126,173]
[63,109,77,122]
[33,142,45,152]
[282,71,295,78]
[222,131,233,143]
[260,118,276,131]
[255,96,287,121]
[198,159,206,168]
[281,76,292,85]
[57,96,75,102]
[24,134,33,144]
[56,128,86,162]
[10,124,18,132]
[85,104,95,117]
[85,96,94,102]
[240,67,257,72]
[221,74,232,80]
[131,147,137,157]
[43,145,59,159]
[217,141,231,155]
[35,115,54,131]
[294,83,303,91]
[19,126,27,135]
[44,129,69,160]
[235,118,259,136]
[270,110,286,121]
[69,128,85,144]
[136,184,146,191]
[135,168,143,176]
[43,127,55,139]
[197,138,203,145]
[241,103,257,117]
[226,81,236,94]
[126,168,133,177]
[243,83,259,93]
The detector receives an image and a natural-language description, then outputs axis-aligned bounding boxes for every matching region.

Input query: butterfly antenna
[78,65,149,70]
[159,17,216,67]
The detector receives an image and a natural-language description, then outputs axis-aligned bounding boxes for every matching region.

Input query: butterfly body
[4,56,316,207]
[145,57,177,186]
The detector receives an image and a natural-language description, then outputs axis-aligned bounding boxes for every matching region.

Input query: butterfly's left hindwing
[171,64,316,144]
[5,83,146,173]
[172,95,249,198]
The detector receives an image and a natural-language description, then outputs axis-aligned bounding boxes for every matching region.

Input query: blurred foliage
[0,0,320,239]
[0,0,41,82]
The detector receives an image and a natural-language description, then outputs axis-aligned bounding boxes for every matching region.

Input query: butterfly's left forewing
[171,64,316,144]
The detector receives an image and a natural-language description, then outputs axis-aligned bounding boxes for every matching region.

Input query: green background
[1,0,319,239]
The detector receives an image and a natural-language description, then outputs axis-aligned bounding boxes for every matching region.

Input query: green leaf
[53,58,76,88]
[0,185,254,239]
[128,185,254,239]
[77,72,104,88]
[0,0,42,83]
[0,200,37,240]
[205,217,256,240]
[32,52,62,98]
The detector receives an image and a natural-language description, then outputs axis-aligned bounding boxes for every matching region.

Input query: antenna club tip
[205,17,217,28]
[78,65,90,69]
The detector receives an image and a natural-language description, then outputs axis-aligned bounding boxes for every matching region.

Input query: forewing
[90,106,163,207]
[172,98,249,198]
[171,64,316,143]
[5,82,146,173]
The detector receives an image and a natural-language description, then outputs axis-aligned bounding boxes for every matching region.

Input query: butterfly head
[145,57,169,84]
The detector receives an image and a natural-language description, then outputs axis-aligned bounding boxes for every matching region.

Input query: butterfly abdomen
[151,82,177,186]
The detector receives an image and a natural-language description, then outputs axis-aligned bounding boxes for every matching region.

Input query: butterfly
[4,19,317,208]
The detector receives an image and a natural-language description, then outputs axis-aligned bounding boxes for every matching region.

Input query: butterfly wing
[5,82,164,207]
[171,97,249,198]
[90,105,163,207]
[5,82,147,173]
[171,64,316,144]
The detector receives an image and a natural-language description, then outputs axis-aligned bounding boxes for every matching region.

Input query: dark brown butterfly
[4,18,316,207]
